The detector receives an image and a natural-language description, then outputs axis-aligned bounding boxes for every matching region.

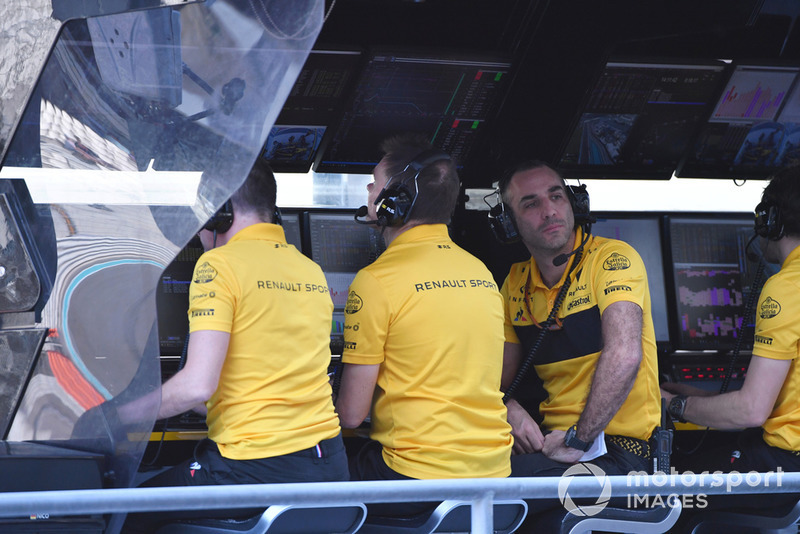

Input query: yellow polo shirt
[501,230,660,441]
[343,224,512,479]
[188,223,340,460]
[754,245,800,451]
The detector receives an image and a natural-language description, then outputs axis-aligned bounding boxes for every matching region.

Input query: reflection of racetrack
[65,260,162,399]
[582,127,614,164]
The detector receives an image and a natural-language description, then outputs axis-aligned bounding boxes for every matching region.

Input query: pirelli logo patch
[194,262,218,284]
[760,297,781,319]
[755,335,773,346]
[603,253,631,271]
[604,284,632,295]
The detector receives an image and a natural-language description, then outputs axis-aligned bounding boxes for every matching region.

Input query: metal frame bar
[3,474,800,534]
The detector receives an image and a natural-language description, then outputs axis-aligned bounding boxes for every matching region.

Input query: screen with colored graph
[677,63,800,179]
[666,215,761,351]
[314,49,511,173]
[557,58,728,180]
[306,212,386,308]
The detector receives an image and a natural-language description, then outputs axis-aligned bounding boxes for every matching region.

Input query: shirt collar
[388,224,450,247]
[227,223,287,244]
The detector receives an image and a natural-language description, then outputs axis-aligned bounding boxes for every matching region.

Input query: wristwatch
[564,424,593,452]
[667,394,688,423]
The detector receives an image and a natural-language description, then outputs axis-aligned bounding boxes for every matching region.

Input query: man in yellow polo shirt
[496,160,660,528]
[124,160,347,532]
[662,165,800,518]
[336,133,513,516]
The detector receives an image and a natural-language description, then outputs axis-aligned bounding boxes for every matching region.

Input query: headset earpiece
[755,201,784,240]
[375,183,414,227]
[488,201,520,244]
[374,148,451,227]
[203,199,234,233]
[566,184,593,228]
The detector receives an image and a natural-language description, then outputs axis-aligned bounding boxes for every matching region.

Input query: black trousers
[509,436,652,534]
[122,434,349,533]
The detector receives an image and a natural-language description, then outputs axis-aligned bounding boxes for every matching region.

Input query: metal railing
[2,473,799,533]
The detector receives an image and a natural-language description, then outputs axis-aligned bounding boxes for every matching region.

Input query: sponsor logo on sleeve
[194,262,218,283]
[754,334,774,346]
[603,253,631,271]
[760,297,781,319]
[345,291,363,314]
[191,309,215,317]
[604,284,632,295]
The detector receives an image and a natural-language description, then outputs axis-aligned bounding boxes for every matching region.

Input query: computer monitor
[676,63,800,179]
[591,213,670,346]
[305,212,386,310]
[156,238,204,357]
[557,58,728,180]
[279,210,303,252]
[315,49,511,173]
[666,214,762,352]
[263,48,363,173]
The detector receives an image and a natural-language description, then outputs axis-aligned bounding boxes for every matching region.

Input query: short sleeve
[592,242,649,314]
[187,252,236,333]
[753,275,800,361]
[342,269,392,365]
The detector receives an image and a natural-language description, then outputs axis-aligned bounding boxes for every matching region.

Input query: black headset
[488,183,593,244]
[754,200,784,241]
[374,148,452,227]
[203,199,234,233]
[203,200,283,233]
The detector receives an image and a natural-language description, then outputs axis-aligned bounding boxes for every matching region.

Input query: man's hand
[660,381,714,400]
[542,430,584,464]
[506,398,545,454]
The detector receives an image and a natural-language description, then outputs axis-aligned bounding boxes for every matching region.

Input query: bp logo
[558,463,612,516]
[760,297,781,319]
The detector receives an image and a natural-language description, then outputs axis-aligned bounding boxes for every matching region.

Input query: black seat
[688,498,800,534]
[153,504,367,534]
[358,499,527,533]
[560,498,682,534]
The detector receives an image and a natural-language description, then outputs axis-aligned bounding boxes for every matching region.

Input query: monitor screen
[156,238,204,357]
[306,212,386,309]
[666,215,761,351]
[279,211,303,252]
[557,59,728,180]
[315,50,511,173]
[263,48,363,173]
[591,214,670,345]
[677,63,800,179]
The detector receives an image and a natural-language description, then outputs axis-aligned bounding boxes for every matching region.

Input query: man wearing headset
[123,159,347,531]
[661,165,800,513]
[496,161,660,521]
[336,133,513,515]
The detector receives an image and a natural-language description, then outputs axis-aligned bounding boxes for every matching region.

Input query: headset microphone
[354,205,380,225]
[553,229,591,266]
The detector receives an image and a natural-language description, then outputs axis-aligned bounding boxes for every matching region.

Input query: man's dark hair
[231,158,278,223]
[497,160,564,203]
[763,164,800,237]
[379,133,459,225]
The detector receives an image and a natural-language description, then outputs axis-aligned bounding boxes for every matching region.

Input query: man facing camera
[336,133,513,516]
[496,160,660,526]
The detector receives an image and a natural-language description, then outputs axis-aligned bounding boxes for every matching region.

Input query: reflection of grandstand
[776,124,800,167]
[733,121,783,167]
[577,113,635,164]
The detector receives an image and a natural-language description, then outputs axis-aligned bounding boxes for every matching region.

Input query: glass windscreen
[0,0,322,515]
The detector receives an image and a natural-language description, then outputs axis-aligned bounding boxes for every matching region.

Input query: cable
[502,247,583,403]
